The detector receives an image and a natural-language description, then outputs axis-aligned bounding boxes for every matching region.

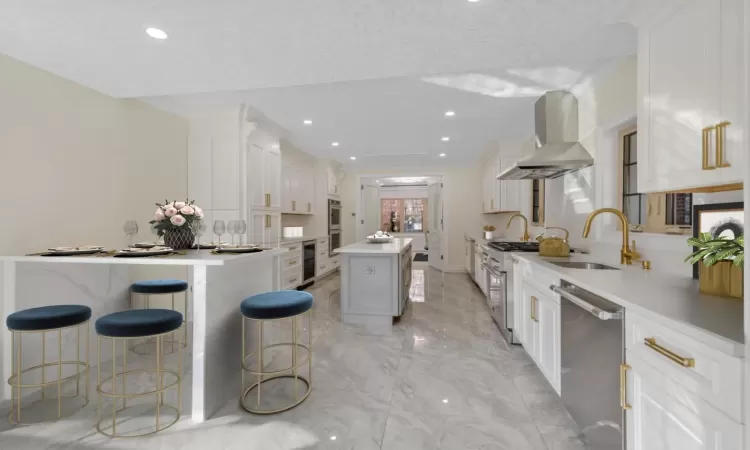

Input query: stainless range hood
[498,90,593,180]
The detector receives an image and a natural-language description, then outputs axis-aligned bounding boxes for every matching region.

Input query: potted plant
[150,199,204,250]
[483,224,497,240]
[685,232,743,298]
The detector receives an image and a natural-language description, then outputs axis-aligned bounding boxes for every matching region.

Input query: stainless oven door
[328,201,341,231]
[329,232,341,257]
[484,262,510,343]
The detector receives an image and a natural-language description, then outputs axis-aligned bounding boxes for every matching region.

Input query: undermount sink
[547,261,620,270]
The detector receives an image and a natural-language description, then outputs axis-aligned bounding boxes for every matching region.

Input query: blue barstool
[130,279,188,354]
[240,291,313,414]
[6,305,91,424]
[95,309,183,438]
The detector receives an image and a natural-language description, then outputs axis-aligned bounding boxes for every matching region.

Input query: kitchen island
[335,238,412,331]
[0,248,287,423]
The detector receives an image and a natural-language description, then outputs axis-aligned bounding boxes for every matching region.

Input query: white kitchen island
[335,238,412,331]
[0,248,287,423]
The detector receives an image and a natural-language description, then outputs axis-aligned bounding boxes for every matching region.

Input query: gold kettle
[536,227,570,257]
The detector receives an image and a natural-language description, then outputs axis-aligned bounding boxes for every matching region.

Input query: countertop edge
[335,238,413,255]
[515,254,744,357]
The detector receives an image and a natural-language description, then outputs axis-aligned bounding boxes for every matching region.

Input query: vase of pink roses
[150,199,204,250]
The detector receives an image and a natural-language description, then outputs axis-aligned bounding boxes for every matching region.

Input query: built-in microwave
[328,199,341,232]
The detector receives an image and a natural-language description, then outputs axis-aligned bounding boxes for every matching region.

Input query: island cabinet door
[625,351,742,450]
[519,282,539,361]
[536,293,560,394]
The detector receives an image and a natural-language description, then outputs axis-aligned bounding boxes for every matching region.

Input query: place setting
[31,245,109,257]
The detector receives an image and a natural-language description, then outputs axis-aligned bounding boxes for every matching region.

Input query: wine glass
[227,220,239,245]
[191,220,207,250]
[213,220,226,245]
[123,220,138,247]
[237,220,247,245]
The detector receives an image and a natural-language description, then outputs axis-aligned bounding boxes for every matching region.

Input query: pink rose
[154,209,166,221]
[170,215,186,226]
[174,201,186,209]
[180,206,195,215]
[164,206,178,217]
[194,206,204,218]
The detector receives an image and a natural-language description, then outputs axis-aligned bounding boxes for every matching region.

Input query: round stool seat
[7,305,92,331]
[241,291,313,320]
[95,309,183,338]
[131,279,188,295]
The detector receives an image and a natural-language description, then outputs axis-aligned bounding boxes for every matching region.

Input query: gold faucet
[507,213,531,242]
[582,208,641,265]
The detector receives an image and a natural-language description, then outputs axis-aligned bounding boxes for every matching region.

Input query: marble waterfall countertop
[335,238,413,254]
[516,253,744,356]
[0,247,288,266]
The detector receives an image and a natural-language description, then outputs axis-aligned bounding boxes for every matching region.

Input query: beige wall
[0,53,189,254]
[340,167,482,271]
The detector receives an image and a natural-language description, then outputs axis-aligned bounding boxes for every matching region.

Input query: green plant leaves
[685,234,744,269]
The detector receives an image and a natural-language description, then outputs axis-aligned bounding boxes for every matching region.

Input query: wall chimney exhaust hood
[498,90,593,180]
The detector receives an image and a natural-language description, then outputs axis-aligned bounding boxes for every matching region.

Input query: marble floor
[0,267,586,449]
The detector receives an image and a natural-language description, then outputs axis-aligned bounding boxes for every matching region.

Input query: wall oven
[329,231,341,257]
[328,199,341,232]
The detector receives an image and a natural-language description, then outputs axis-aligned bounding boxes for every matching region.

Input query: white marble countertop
[0,247,288,266]
[280,236,328,244]
[335,238,413,254]
[515,253,744,356]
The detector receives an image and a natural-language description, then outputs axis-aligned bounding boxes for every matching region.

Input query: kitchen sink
[547,261,620,270]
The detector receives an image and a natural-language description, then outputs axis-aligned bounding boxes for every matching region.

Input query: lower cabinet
[520,280,561,394]
[625,350,742,450]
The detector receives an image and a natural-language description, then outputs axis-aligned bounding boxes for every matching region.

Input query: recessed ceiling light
[441,137,450,142]
[350,156,357,160]
[332,142,339,147]
[303,119,312,125]
[145,27,168,40]
[468,0,480,3]
[330,436,337,441]
[444,111,455,117]
[439,153,447,157]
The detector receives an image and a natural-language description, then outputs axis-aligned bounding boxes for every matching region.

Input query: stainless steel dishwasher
[551,280,625,450]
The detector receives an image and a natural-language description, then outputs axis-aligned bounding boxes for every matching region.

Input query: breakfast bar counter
[0,248,287,422]
[335,238,412,331]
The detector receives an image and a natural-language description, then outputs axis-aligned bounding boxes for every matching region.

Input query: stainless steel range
[483,241,540,345]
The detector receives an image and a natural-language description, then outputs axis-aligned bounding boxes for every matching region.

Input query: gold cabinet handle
[490,199,494,211]
[716,121,731,168]
[620,364,632,410]
[288,259,296,266]
[648,201,652,217]
[292,200,296,211]
[702,126,716,170]
[308,202,311,213]
[265,193,271,207]
[530,296,538,322]
[265,215,270,228]
[644,337,695,368]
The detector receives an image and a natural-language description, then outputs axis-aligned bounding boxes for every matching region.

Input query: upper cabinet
[327,167,341,198]
[281,156,315,214]
[482,153,522,213]
[637,0,744,192]
[248,142,281,210]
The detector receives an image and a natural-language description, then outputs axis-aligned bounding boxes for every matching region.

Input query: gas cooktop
[487,241,540,252]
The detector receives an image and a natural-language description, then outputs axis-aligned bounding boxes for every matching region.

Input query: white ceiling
[362,176,442,186]
[0,0,636,98]
[0,0,639,168]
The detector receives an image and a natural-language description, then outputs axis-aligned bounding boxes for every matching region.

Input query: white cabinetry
[249,210,280,246]
[281,157,315,214]
[625,350,742,450]
[637,0,745,192]
[464,239,471,273]
[482,154,522,213]
[519,271,561,393]
[327,167,341,198]
[249,143,281,210]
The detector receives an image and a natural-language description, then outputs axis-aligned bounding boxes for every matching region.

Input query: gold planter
[699,261,743,299]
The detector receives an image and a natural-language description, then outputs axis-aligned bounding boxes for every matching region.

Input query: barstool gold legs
[8,322,90,424]
[240,310,313,414]
[130,292,188,354]
[96,331,182,438]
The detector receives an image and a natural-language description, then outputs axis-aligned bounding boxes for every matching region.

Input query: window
[380,198,428,233]
[621,129,646,225]
[531,180,545,225]
[618,126,692,233]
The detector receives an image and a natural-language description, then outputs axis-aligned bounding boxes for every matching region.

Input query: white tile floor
[0,267,587,449]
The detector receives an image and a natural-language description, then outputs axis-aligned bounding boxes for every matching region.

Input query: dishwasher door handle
[550,285,622,320]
